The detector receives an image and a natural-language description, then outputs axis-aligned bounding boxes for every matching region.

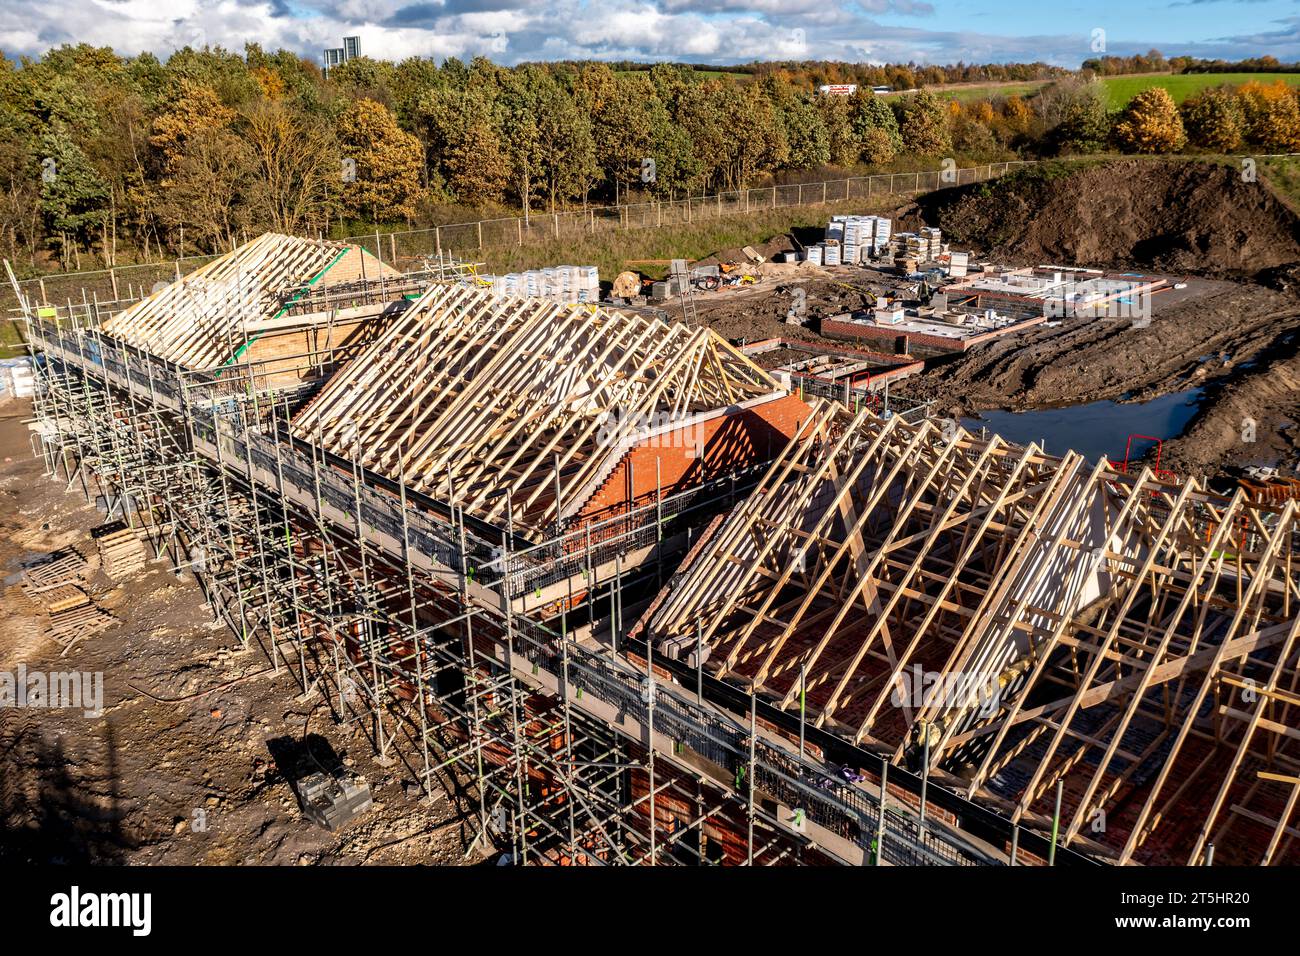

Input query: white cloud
[0,0,1294,66]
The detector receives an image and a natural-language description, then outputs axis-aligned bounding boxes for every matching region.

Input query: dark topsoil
[909,158,1300,280]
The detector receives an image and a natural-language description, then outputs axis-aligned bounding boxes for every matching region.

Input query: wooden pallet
[21,547,90,589]
[96,527,147,579]
[48,603,115,654]
[20,581,90,613]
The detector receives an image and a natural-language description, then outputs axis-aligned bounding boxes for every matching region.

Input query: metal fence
[4,161,1034,319]
[341,161,1034,269]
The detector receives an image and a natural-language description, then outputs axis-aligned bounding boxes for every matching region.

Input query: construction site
[3,156,1300,869]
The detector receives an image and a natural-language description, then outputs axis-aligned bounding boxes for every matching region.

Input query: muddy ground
[675,159,1300,479]
[0,403,480,865]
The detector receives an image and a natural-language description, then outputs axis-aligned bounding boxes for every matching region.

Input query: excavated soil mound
[918,160,1300,278]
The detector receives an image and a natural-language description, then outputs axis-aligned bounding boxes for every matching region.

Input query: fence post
[477,221,483,251]
[518,218,523,246]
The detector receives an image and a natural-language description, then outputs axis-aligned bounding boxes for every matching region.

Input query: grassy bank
[0,319,28,359]
[476,194,907,280]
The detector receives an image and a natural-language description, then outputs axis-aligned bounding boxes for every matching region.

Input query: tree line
[2,44,1299,273]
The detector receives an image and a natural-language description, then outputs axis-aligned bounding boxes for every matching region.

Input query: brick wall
[578,393,811,525]
[821,316,1046,355]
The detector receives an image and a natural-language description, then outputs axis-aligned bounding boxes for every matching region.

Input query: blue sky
[0,0,1296,66]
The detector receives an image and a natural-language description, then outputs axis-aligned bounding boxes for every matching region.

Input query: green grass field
[932,81,1050,102]
[927,72,1300,111]
[1101,72,1300,109]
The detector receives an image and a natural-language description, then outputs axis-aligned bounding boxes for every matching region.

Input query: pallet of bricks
[20,546,115,654]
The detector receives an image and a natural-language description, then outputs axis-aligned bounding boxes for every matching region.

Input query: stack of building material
[0,358,34,399]
[900,233,929,260]
[21,581,88,613]
[95,525,147,580]
[805,245,824,265]
[822,240,842,266]
[295,771,374,830]
[827,215,893,263]
[48,602,116,653]
[488,265,600,304]
[19,547,114,653]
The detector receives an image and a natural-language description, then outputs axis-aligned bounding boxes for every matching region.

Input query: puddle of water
[963,388,1204,466]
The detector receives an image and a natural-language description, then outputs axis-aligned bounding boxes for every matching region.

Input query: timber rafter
[646,399,1300,865]
[290,283,781,539]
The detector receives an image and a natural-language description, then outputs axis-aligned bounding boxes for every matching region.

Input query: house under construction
[11,232,1299,866]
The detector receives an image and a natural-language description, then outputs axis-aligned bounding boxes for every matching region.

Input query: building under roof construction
[100,233,402,370]
[645,400,1300,865]
[12,231,1300,867]
[290,282,802,540]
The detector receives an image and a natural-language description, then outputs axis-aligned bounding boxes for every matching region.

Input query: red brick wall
[578,393,811,525]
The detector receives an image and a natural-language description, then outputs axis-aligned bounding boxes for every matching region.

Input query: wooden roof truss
[290,283,780,538]
[646,400,1300,864]
[101,233,350,369]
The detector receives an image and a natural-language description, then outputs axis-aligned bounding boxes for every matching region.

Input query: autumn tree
[1112,87,1186,153]
[1237,81,1300,152]
[242,100,337,234]
[1180,87,1244,152]
[590,74,660,203]
[894,91,951,156]
[716,87,787,190]
[770,82,830,170]
[848,92,902,164]
[415,88,509,205]
[337,98,424,222]
[38,126,109,268]
[156,127,252,253]
[150,80,237,179]
[0,112,43,264]
[1038,78,1110,154]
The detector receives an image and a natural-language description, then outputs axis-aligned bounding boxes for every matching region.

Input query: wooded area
[2,44,1299,273]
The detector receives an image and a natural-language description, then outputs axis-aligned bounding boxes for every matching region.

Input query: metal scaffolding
[12,255,1005,867]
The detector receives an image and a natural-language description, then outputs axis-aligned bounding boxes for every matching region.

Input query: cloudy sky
[1,0,1297,67]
